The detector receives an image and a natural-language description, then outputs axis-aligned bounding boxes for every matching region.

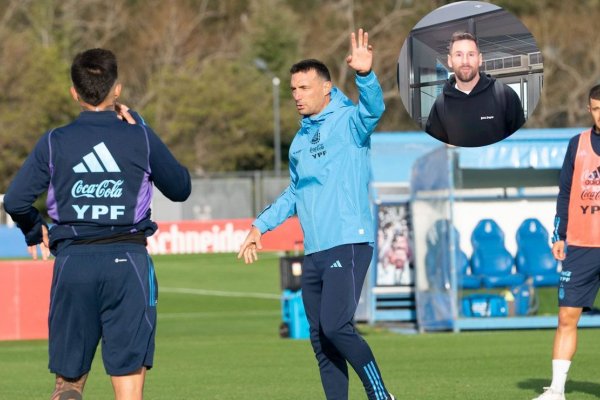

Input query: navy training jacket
[3,110,191,251]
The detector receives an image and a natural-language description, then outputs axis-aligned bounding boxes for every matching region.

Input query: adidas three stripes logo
[330,260,343,269]
[73,142,121,173]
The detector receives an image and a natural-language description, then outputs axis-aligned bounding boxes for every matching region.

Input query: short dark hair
[449,31,479,53]
[290,59,331,81]
[71,48,118,106]
[589,84,600,102]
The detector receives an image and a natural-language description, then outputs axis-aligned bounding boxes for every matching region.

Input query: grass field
[1,253,600,399]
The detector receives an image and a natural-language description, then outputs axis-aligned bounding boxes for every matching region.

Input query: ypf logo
[310,143,326,159]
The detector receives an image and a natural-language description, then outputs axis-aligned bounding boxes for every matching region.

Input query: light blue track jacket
[253,71,384,254]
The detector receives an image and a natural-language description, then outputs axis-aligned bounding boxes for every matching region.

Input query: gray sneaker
[532,387,565,400]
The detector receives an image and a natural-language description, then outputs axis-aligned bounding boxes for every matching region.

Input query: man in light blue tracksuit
[238,29,394,400]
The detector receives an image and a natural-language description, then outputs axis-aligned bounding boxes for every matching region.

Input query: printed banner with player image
[376,203,414,286]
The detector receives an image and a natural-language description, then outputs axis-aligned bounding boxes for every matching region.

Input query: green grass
[1,253,599,399]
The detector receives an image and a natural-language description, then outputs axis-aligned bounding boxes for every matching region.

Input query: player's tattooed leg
[50,374,87,400]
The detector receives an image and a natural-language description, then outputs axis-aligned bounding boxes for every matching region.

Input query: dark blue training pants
[302,243,390,400]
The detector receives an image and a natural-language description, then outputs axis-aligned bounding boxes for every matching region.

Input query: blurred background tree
[0,0,598,190]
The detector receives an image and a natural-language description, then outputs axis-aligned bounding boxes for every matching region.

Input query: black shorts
[48,243,157,378]
[558,246,600,309]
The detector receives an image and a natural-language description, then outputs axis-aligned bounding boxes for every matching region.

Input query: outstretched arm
[237,182,297,264]
[238,162,299,264]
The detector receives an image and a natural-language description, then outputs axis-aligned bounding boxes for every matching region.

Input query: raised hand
[346,28,373,74]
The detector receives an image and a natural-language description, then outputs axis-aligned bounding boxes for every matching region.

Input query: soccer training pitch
[1,253,599,399]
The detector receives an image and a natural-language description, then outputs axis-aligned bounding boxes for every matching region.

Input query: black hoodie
[425,72,525,147]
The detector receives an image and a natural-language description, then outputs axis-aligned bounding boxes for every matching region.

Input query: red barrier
[0,218,304,341]
[147,217,304,255]
[0,260,53,341]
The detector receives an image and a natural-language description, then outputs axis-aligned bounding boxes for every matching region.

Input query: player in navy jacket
[3,49,190,400]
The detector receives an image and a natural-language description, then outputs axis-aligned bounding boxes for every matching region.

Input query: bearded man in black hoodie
[425,31,525,147]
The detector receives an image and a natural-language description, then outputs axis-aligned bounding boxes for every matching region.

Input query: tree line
[0,0,598,191]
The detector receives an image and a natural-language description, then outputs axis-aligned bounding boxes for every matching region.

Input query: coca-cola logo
[580,190,600,200]
[71,179,124,199]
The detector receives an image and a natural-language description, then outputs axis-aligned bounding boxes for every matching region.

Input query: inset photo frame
[398,1,543,147]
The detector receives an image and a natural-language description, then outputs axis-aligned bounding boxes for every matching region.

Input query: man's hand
[116,103,136,124]
[237,226,263,264]
[28,224,50,261]
[552,240,566,261]
[346,28,373,74]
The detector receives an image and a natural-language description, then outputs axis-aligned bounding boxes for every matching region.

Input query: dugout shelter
[410,128,600,332]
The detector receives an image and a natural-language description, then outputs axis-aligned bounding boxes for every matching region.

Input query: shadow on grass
[519,378,600,398]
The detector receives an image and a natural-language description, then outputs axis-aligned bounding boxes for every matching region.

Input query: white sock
[550,359,571,393]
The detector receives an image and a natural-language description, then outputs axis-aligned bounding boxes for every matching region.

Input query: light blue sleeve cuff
[252,219,269,234]
[355,70,377,86]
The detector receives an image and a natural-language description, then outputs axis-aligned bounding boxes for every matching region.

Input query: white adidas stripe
[72,163,87,173]
[83,152,104,172]
[94,142,120,172]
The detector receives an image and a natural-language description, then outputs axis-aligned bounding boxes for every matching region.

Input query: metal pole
[447,147,459,333]
[253,170,262,215]
[272,76,281,177]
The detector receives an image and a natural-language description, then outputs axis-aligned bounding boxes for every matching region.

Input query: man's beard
[453,66,478,83]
